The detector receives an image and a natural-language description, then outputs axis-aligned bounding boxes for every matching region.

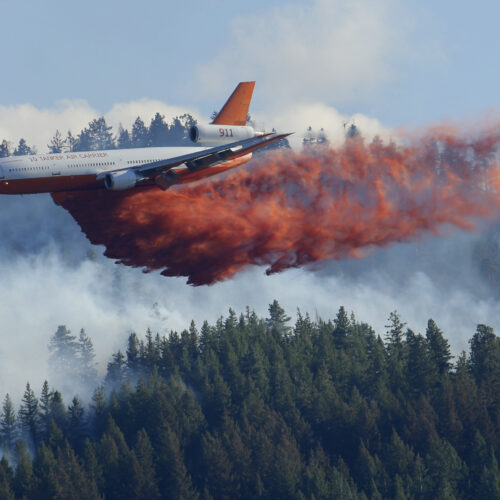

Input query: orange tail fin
[212,81,255,126]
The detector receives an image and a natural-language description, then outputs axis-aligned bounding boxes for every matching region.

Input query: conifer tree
[47,129,65,153]
[166,114,195,145]
[39,381,52,440]
[126,333,141,377]
[333,306,351,346]
[13,440,34,498]
[469,324,500,384]
[267,300,291,336]
[157,424,199,499]
[75,117,114,151]
[131,429,160,499]
[106,350,126,387]
[48,325,79,393]
[13,138,34,156]
[202,431,235,499]
[0,140,10,157]
[476,448,500,499]
[117,125,132,149]
[0,465,14,499]
[77,329,98,386]
[48,391,67,432]
[0,395,17,452]
[131,117,148,148]
[385,311,406,353]
[148,112,169,146]
[385,311,407,391]
[406,330,435,394]
[19,382,39,446]
[32,443,57,499]
[426,319,452,374]
[54,443,101,498]
[67,396,85,452]
[89,386,107,437]
[168,116,189,144]
[65,131,77,152]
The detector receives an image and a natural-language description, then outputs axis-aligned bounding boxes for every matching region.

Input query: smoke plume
[53,126,500,286]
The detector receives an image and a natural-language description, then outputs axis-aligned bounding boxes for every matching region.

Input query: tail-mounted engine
[189,124,259,146]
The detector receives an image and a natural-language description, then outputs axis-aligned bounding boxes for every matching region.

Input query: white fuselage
[0,146,210,194]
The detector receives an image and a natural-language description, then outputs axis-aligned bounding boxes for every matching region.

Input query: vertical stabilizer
[212,82,255,126]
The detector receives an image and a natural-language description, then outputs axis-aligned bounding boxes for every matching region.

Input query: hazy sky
[0,0,499,125]
[0,0,499,399]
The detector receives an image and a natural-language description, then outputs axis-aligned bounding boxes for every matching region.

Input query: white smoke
[0,187,498,406]
[259,102,391,148]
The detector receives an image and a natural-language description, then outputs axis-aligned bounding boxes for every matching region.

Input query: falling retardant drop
[52,124,500,285]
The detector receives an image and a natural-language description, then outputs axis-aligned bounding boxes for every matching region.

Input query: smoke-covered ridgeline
[0,217,498,405]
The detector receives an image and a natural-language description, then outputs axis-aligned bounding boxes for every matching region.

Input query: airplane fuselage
[0,145,234,195]
[0,82,287,195]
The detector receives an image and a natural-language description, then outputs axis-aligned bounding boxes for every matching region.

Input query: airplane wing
[99,132,289,179]
[140,132,290,175]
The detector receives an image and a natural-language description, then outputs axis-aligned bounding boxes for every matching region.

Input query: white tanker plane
[0,82,289,195]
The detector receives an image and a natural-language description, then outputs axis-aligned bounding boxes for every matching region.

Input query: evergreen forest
[0,302,499,499]
[0,112,290,158]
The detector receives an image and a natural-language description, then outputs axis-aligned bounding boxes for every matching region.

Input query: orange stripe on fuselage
[0,175,103,194]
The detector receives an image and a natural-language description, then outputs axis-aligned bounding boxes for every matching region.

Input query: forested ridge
[1,301,500,499]
[0,112,290,158]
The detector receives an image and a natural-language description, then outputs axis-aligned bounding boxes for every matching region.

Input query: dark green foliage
[74,117,115,151]
[13,138,34,156]
[333,305,350,347]
[157,425,198,499]
[131,117,148,148]
[65,131,77,152]
[267,299,291,336]
[19,383,39,448]
[0,456,15,499]
[116,125,131,149]
[148,113,169,147]
[13,440,34,498]
[48,391,66,433]
[67,397,86,453]
[6,110,198,158]
[38,382,51,442]
[47,130,65,153]
[0,139,10,157]
[1,394,17,452]
[469,324,500,385]
[77,329,98,387]
[105,351,126,388]
[426,319,453,374]
[168,115,195,144]
[1,304,500,499]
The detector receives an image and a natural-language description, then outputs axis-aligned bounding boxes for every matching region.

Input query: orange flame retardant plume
[212,82,255,126]
[52,126,500,286]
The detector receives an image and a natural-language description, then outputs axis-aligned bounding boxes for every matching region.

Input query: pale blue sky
[1,0,500,127]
